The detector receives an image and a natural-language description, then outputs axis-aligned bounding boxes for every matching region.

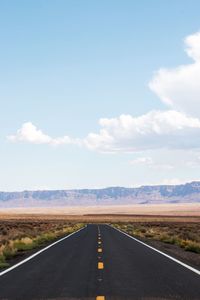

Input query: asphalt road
[0,224,200,300]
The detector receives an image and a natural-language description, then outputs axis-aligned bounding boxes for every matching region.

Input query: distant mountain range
[1,181,200,207]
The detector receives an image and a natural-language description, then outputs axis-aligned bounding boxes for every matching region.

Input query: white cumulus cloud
[84,110,200,152]
[7,122,80,146]
[149,31,200,117]
[8,30,200,159]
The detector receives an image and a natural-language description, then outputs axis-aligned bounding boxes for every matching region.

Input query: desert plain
[0,203,200,271]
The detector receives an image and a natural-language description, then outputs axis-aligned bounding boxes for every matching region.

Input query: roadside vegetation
[0,220,84,269]
[113,222,200,254]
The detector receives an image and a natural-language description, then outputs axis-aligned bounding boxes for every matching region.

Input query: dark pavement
[0,224,200,300]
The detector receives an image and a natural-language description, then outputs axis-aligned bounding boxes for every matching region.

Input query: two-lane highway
[0,224,200,299]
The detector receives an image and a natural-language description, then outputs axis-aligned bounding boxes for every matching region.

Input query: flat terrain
[1,202,200,216]
[1,215,200,269]
[0,224,200,300]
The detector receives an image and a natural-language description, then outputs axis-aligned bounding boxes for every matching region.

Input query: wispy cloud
[186,155,200,168]
[130,156,174,170]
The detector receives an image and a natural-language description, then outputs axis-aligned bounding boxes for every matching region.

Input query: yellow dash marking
[98,248,102,253]
[96,296,105,300]
[98,262,104,269]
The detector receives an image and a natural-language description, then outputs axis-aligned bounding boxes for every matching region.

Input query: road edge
[111,225,200,276]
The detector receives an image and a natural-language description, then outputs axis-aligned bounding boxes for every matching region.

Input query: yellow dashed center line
[98,262,104,269]
[96,228,105,299]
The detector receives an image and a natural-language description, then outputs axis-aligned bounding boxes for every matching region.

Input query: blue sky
[1,0,200,191]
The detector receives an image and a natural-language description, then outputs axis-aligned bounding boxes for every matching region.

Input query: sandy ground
[0,203,200,216]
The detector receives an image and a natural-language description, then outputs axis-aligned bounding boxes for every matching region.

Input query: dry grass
[113,222,200,254]
[0,220,84,269]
